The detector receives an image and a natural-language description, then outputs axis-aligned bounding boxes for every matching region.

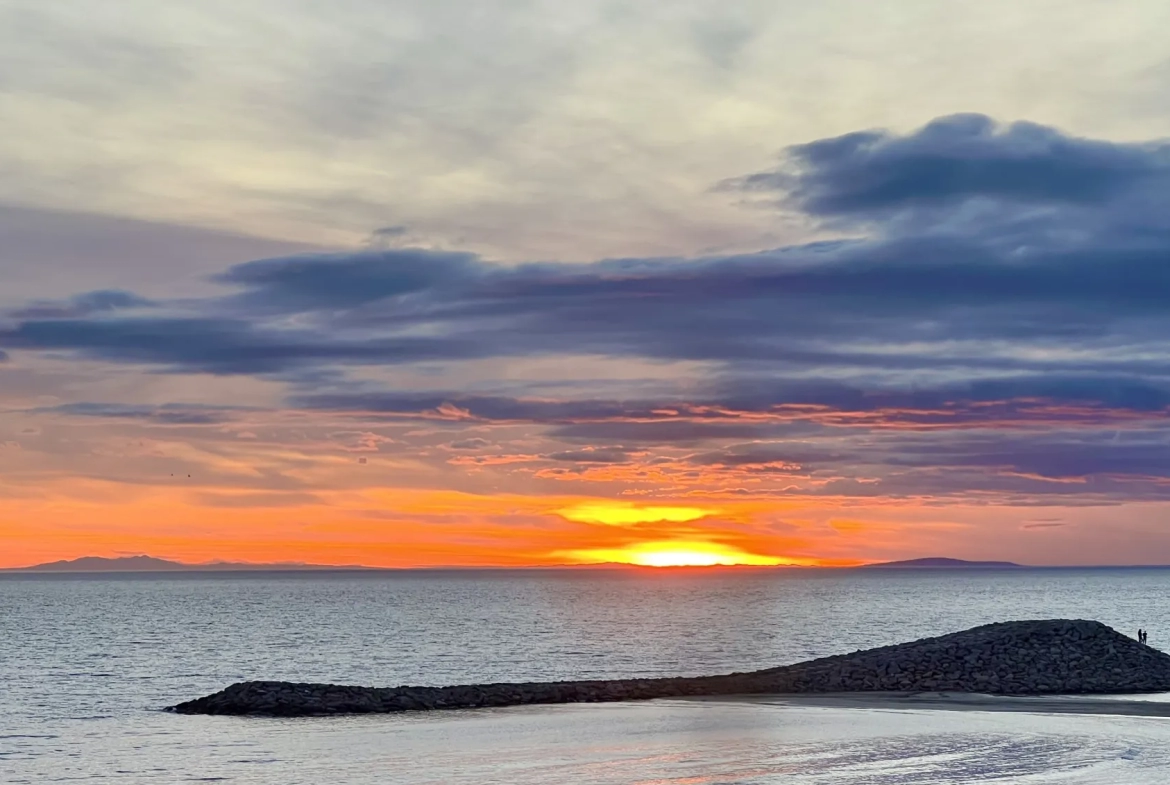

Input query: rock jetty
[170,619,1170,716]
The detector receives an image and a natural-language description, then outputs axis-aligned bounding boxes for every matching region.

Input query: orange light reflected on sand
[562,541,808,567]
[555,502,716,527]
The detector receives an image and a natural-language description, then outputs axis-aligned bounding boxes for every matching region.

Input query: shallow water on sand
[5,568,1170,783]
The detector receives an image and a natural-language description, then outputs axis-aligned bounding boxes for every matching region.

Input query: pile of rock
[169,619,1170,716]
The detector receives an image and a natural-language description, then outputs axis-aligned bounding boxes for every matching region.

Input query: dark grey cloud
[39,402,238,425]
[546,447,634,463]
[215,249,477,312]
[8,114,1170,379]
[18,234,1164,378]
[290,378,1170,433]
[292,392,655,422]
[10,289,154,319]
[447,438,491,450]
[713,376,1170,422]
[0,316,478,374]
[818,430,1170,500]
[654,425,1170,501]
[731,113,1170,216]
[371,225,408,240]
[886,431,1170,480]
[550,420,775,444]
[9,115,1170,499]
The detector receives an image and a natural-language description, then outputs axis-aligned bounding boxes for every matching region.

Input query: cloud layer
[6,115,1170,564]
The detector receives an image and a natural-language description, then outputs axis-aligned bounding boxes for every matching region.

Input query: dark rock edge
[169,619,1170,716]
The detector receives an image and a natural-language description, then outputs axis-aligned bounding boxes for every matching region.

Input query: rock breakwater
[170,619,1170,716]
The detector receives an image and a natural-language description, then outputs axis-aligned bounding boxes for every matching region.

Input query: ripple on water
[7,570,1170,783]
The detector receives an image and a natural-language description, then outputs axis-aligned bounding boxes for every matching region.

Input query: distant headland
[3,555,378,573]
[1,555,704,572]
[0,554,1083,572]
[2,556,678,572]
[6,554,1028,572]
[9,554,1170,573]
[861,557,1024,569]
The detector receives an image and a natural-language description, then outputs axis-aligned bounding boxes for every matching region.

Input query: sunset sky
[5,0,1170,567]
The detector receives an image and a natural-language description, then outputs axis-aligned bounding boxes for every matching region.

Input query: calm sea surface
[4,568,1170,783]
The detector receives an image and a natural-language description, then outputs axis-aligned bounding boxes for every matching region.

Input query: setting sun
[561,540,804,567]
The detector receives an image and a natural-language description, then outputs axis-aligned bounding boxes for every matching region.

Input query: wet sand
[692,691,1170,717]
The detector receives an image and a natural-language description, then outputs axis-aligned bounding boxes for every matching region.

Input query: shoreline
[688,691,1170,717]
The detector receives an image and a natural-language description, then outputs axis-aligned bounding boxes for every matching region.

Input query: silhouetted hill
[5,555,375,572]
[862,557,1023,569]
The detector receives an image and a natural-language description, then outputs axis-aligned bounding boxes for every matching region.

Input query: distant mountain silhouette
[862,557,1023,569]
[4,555,1027,572]
[5,555,377,572]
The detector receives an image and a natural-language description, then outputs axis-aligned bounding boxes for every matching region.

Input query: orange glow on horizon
[554,502,717,526]
[560,540,809,567]
[0,477,1019,570]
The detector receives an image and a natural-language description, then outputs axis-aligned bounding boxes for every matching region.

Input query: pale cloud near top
[3,0,1170,262]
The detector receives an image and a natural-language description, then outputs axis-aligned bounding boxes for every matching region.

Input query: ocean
[4,568,1170,783]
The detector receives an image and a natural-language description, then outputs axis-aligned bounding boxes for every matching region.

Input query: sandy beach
[698,691,1170,717]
